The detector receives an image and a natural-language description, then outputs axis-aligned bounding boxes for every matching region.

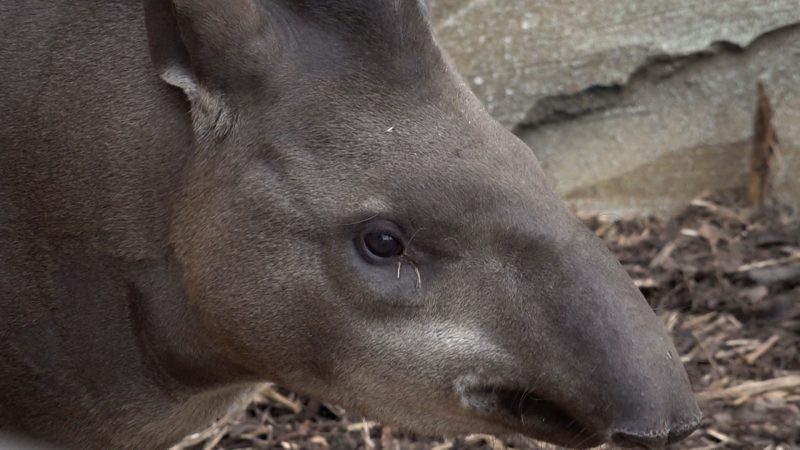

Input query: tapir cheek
[358,322,514,376]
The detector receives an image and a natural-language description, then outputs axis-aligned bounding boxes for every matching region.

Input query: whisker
[516,387,531,425]
[412,262,422,289]
[571,427,599,449]
[399,227,423,289]
[335,213,380,227]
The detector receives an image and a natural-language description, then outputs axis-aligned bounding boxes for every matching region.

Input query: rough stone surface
[429,1,800,216]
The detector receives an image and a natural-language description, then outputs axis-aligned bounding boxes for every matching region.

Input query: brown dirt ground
[173,191,799,450]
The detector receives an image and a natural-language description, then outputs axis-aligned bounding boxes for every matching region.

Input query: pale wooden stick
[744,334,780,365]
[696,374,800,402]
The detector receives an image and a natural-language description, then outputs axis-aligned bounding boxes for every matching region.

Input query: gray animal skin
[0,434,59,450]
[0,1,702,449]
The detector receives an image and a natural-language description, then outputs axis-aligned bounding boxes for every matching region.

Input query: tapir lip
[457,382,603,448]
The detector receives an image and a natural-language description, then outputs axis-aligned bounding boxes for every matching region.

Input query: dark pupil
[364,231,402,258]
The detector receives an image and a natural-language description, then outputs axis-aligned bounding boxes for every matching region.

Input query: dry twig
[696,375,800,403]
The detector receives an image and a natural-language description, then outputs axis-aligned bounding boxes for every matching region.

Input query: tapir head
[144,0,701,447]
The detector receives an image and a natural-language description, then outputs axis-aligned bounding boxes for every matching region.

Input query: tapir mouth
[458,384,603,448]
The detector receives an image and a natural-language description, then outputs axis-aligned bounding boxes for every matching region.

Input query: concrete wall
[429,0,800,216]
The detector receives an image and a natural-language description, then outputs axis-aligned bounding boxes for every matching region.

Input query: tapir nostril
[667,416,703,444]
[610,429,668,449]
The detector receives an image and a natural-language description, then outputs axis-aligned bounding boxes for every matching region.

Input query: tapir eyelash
[405,227,422,247]
[335,212,381,227]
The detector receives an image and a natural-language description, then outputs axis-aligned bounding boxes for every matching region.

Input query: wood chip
[309,436,329,448]
[345,421,379,432]
[202,426,228,450]
[690,198,749,223]
[706,428,737,444]
[682,312,717,330]
[650,240,678,268]
[430,442,454,450]
[634,277,659,288]
[747,82,778,207]
[681,228,701,238]
[262,386,303,414]
[464,434,505,450]
[735,252,800,272]
[697,375,800,403]
[744,334,781,365]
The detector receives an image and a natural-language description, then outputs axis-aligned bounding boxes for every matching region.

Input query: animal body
[0,1,701,448]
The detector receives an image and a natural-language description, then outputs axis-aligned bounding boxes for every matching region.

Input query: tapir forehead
[244,0,558,237]
[268,89,538,189]
[277,125,554,243]
[256,67,553,229]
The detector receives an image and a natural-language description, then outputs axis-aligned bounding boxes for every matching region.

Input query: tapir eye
[356,220,407,263]
[363,230,404,259]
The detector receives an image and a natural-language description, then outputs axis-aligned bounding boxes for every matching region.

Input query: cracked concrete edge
[429,0,800,127]
[514,21,800,217]
[512,22,800,132]
[427,2,800,216]
[435,0,489,30]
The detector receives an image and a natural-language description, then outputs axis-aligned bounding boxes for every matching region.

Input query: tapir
[0,1,702,449]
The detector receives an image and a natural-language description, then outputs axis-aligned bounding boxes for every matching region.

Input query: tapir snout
[441,183,702,448]
[553,226,703,448]
[538,227,701,447]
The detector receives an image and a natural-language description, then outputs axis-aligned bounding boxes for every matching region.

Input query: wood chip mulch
[173,191,799,450]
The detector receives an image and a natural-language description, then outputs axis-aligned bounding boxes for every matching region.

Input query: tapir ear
[143,0,262,140]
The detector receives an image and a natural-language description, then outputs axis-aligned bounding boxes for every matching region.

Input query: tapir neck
[0,237,257,448]
[127,252,258,389]
[0,3,258,444]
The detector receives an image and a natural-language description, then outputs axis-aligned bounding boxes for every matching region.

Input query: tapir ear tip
[145,0,235,139]
[160,65,197,93]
